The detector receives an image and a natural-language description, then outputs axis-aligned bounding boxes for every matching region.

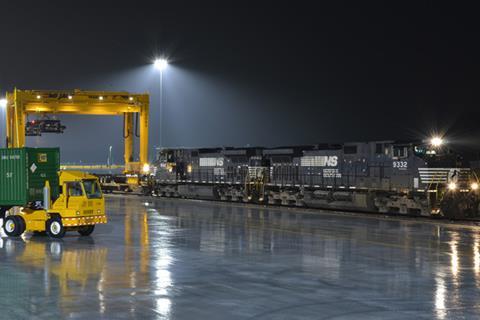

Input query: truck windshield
[83,180,102,199]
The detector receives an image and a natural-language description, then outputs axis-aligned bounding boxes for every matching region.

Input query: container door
[0,148,27,206]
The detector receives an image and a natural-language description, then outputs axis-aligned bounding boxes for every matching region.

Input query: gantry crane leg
[124,112,134,170]
[139,103,149,167]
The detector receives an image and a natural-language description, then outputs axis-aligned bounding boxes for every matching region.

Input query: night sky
[1,1,479,163]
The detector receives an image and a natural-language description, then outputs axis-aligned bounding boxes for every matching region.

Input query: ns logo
[323,156,338,167]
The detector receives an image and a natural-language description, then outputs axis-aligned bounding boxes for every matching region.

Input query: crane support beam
[139,102,149,166]
[4,89,150,175]
[124,112,134,166]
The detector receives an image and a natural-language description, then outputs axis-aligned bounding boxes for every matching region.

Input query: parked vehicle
[0,148,106,238]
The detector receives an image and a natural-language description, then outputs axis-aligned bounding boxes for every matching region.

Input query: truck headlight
[471,182,479,191]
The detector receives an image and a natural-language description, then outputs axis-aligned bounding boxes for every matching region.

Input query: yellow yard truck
[1,148,107,238]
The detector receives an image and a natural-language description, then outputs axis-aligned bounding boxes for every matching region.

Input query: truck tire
[78,225,95,236]
[46,217,66,238]
[15,216,26,234]
[3,216,26,237]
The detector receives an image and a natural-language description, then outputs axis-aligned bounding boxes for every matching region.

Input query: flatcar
[141,138,480,219]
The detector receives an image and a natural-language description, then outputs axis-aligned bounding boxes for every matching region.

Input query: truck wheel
[15,216,26,235]
[3,216,25,237]
[78,225,95,236]
[46,217,66,238]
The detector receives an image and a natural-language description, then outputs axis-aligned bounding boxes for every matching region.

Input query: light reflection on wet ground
[1,195,480,319]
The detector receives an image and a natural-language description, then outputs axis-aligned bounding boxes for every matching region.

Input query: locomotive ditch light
[471,182,479,191]
[430,136,444,147]
[448,182,457,191]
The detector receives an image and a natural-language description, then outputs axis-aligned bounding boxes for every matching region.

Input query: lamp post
[0,98,7,148]
[153,58,168,147]
[107,145,113,167]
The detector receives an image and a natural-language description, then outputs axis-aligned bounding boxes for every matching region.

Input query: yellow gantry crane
[4,88,150,174]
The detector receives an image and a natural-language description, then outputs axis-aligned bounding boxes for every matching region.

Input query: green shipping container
[0,148,60,207]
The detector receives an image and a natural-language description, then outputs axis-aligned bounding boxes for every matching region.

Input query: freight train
[138,138,480,219]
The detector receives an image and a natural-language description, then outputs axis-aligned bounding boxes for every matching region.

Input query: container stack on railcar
[140,138,480,219]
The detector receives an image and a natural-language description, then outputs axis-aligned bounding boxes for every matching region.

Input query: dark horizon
[1,1,480,163]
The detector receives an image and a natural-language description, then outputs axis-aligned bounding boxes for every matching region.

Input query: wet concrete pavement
[1,195,480,319]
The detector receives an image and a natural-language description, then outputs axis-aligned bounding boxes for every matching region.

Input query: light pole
[107,145,113,167]
[0,98,7,148]
[154,58,168,147]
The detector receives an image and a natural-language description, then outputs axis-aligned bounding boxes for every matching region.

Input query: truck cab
[3,171,107,238]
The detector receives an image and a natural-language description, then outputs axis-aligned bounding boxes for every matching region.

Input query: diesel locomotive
[140,138,480,219]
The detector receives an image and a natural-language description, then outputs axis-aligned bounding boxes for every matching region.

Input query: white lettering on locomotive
[393,161,408,170]
[213,168,225,176]
[301,156,338,167]
[323,168,342,178]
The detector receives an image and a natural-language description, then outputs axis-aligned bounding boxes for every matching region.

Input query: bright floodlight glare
[472,182,479,191]
[448,182,457,191]
[0,98,7,108]
[142,163,151,173]
[154,58,168,71]
[430,136,444,147]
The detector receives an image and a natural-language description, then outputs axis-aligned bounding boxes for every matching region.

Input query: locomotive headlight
[448,182,457,191]
[430,136,444,147]
[142,163,151,174]
[471,182,479,191]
